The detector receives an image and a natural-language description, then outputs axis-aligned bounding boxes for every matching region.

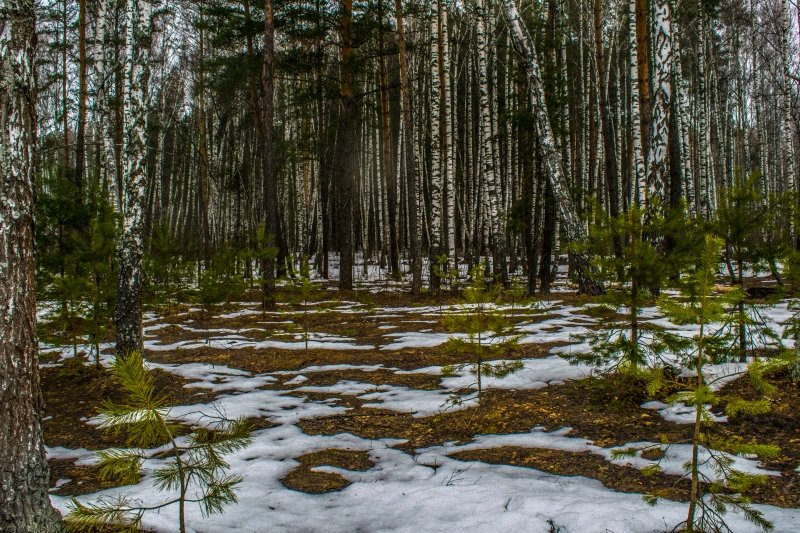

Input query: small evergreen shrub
[65,353,252,533]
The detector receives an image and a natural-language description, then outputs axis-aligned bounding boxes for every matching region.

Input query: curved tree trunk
[0,1,63,529]
[501,0,603,294]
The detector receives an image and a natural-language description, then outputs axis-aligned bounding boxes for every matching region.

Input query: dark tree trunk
[261,0,279,308]
[75,0,87,208]
[0,2,63,529]
[539,179,555,294]
[635,0,652,160]
[378,14,401,280]
[336,0,356,290]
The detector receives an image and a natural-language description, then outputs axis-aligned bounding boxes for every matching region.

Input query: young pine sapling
[654,236,780,532]
[442,263,522,400]
[65,352,252,533]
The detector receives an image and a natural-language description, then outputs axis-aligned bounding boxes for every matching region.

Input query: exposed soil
[298,381,691,452]
[281,449,374,493]
[142,340,565,374]
[41,357,215,451]
[450,447,692,502]
[41,290,800,513]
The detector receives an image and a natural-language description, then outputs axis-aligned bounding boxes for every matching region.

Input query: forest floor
[39,272,800,533]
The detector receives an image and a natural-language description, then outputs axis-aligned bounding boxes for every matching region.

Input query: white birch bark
[115,0,153,356]
[696,7,711,219]
[628,0,646,207]
[501,0,602,294]
[0,1,63,528]
[647,0,672,211]
[780,0,796,205]
[476,0,505,277]
[444,4,456,271]
[430,5,442,268]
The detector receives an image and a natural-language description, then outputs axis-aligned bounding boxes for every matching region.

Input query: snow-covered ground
[42,296,800,532]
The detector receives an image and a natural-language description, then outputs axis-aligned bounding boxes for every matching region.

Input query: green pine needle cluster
[65,352,252,533]
[442,263,524,398]
[655,235,778,533]
[570,206,690,374]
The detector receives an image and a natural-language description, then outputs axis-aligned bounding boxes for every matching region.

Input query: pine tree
[443,263,522,399]
[571,206,689,374]
[715,174,782,362]
[287,255,317,353]
[655,235,780,532]
[144,223,192,310]
[197,247,246,338]
[65,352,252,533]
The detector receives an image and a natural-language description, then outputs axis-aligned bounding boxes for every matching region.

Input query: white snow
[51,423,798,533]
[44,295,800,532]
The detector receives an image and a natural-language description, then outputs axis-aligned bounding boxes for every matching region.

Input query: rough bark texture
[501,0,602,294]
[635,0,651,161]
[0,1,63,530]
[628,0,645,206]
[115,0,153,357]
[336,0,356,291]
[647,0,671,211]
[75,0,88,205]
[428,0,446,293]
[396,0,421,296]
[378,23,400,280]
[261,0,279,305]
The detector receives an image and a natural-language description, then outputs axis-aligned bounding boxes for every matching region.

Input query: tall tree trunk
[91,0,111,203]
[261,0,279,306]
[780,0,796,240]
[428,0,446,293]
[628,0,645,206]
[336,0,357,290]
[635,0,652,162]
[198,3,211,266]
[696,6,711,219]
[0,2,63,529]
[501,0,603,294]
[75,0,88,208]
[396,0,421,295]
[647,0,672,213]
[115,0,153,357]
[594,0,622,265]
[62,0,70,184]
[378,5,400,280]
[476,0,506,285]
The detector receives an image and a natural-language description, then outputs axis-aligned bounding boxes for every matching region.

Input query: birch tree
[647,0,672,212]
[0,0,63,529]
[628,0,645,206]
[115,0,154,357]
[501,0,603,294]
[396,0,422,295]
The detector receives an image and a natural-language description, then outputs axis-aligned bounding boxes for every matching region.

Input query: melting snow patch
[641,401,727,424]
